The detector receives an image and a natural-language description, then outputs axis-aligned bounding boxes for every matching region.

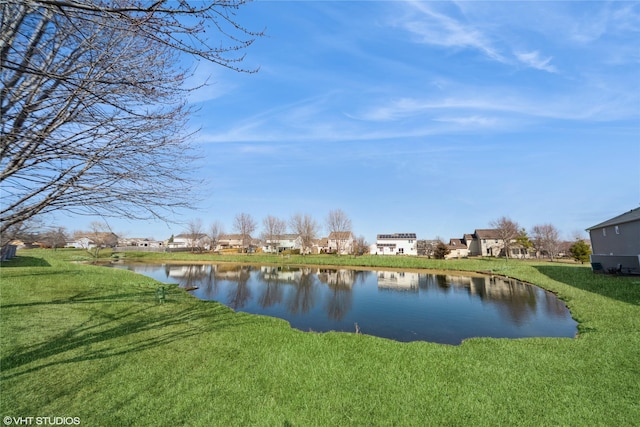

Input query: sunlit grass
[1,249,638,425]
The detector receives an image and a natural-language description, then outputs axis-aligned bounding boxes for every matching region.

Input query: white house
[372,233,417,255]
[262,234,303,253]
[168,233,209,250]
[327,232,355,255]
[118,237,165,248]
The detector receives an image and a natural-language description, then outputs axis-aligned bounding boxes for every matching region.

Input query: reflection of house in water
[377,271,419,291]
[467,276,540,324]
[167,265,209,278]
[467,276,533,300]
[260,266,303,283]
[316,269,356,288]
[211,265,252,281]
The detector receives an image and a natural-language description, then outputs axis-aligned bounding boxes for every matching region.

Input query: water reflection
[114,263,577,344]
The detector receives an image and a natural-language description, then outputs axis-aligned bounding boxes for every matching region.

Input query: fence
[1,244,17,261]
[114,246,192,253]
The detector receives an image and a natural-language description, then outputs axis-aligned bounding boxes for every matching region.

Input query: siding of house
[445,238,469,259]
[217,234,246,251]
[470,229,503,257]
[373,233,417,255]
[263,234,302,253]
[587,208,640,273]
[327,232,354,255]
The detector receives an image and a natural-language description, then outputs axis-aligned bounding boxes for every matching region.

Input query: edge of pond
[104,257,581,344]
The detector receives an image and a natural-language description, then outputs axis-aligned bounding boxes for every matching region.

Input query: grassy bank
[1,250,639,426]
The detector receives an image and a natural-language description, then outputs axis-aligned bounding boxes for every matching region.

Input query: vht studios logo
[3,417,80,425]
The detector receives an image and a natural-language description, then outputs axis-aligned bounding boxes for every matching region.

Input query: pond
[113,263,577,345]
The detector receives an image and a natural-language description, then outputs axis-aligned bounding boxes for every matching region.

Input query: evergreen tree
[569,240,592,264]
[433,242,450,259]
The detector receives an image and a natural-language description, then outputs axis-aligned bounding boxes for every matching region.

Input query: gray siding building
[587,207,640,274]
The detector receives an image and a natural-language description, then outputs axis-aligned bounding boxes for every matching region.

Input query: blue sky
[57,1,639,243]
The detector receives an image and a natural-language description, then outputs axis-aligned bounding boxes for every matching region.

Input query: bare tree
[233,213,256,253]
[490,216,520,259]
[81,221,117,259]
[185,218,204,252]
[41,226,69,250]
[290,213,319,255]
[208,221,224,252]
[261,215,287,253]
[531,224,561,260]
[353,235,369,256]
[0,1,262,239]
[326,209,352,255]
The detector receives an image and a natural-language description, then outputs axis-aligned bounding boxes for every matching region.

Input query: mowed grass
[1,250,639,426]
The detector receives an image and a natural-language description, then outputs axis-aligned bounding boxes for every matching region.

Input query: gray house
[587,207,640,274]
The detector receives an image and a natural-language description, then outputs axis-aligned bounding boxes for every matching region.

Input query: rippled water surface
[114,263,577,344]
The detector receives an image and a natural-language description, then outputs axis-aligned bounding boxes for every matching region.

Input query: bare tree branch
[1,0,261,237]
[290,213,319,255]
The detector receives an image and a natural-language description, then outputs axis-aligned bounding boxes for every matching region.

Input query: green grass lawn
[1,250,639,426]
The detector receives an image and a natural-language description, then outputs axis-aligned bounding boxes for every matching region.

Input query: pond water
[114,263,577,345]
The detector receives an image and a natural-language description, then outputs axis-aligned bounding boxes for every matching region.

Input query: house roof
[377,233,416,239]
[328,231,354,240]
[277,234,299,240]
[473,229,502,239]
[448,238,466,247]
[174,233,207,239]
[219,234,245,240]
[586,207,640,230]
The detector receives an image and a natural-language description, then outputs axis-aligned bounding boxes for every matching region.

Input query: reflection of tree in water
[199,265,222,300]
[166,264,211,290]
[416,273,569,325]
[325,287,352,321]
[320,269,355,321]
[418,274,454,293]
[257,275,285,308]
[226,267,252,309]
[542,288,572,318]
[257,266,302,309]
[286,271,318,315]
[469,277,538,324]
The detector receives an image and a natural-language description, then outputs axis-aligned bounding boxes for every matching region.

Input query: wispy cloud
[397,1,505,62]
[515,51,557,73]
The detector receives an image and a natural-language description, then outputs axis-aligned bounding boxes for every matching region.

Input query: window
[615,226,620,234]
[603,228,607,237]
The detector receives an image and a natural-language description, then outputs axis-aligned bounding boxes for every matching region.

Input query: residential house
[167,233,209,250]
[587,207,640,274]
[468,229,503,257]
[372,233,417,255]
[262,234,302,253]
[217,234,253,252]
[445,238,470,259]
[118,237,165,248]
[327,231,355,255]
[464,229,530,258]
[315,237,330,254]
[66,232,118,249]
